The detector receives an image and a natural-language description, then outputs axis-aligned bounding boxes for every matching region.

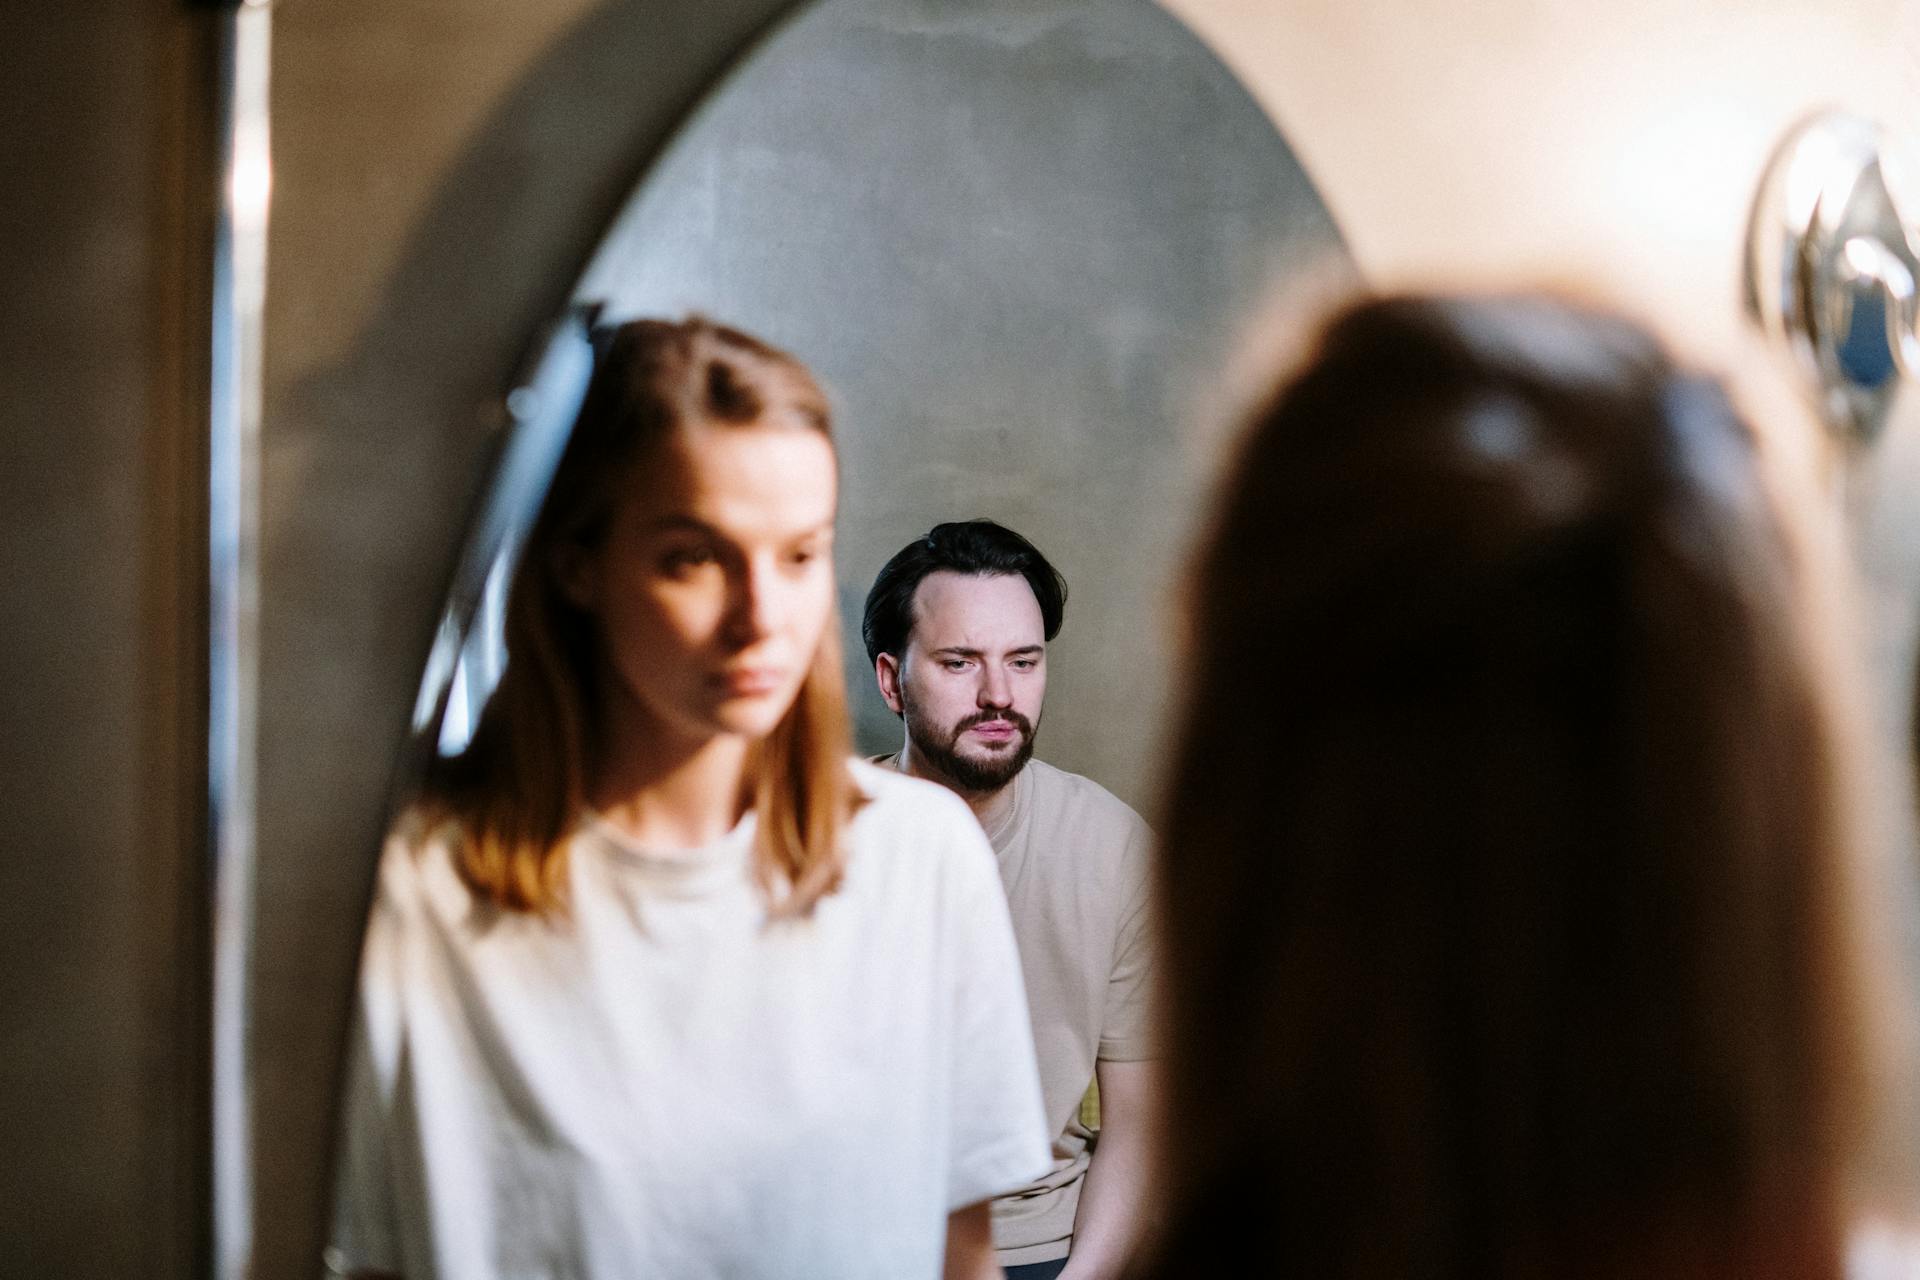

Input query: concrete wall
[564,0,1351,814]
[0,1,215,1276]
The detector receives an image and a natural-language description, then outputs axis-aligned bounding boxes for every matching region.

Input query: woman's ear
[550,539,598,613]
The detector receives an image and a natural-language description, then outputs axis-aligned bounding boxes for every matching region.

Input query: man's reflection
[864,520,1158,1280]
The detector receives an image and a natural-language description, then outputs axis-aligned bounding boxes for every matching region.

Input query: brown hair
[422,316,862,915]
[1142,295,1908,1277]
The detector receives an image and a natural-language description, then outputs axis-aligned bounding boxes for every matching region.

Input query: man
[863,520,1156,1280]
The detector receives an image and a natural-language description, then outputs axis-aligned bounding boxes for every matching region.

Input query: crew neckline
[577,808,756,895]
[872,748,1030,858]
[981,762,1030,855]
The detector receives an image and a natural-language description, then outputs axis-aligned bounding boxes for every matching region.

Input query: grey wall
[256,2,797,1274]
[0,1,215,1276]
[572,0,1351,812]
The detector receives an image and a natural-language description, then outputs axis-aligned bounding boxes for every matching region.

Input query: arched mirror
[328,0,1352,1273]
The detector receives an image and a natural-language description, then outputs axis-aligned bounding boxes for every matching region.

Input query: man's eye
[1011,660,1037,671]
[942,660,972,672]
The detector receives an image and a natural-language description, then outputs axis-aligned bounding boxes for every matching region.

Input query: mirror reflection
[333,1,1350,1276]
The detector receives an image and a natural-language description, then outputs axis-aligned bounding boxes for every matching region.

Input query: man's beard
[901,686,1038,795]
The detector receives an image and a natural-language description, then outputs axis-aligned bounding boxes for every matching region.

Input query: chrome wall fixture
[210,1,272,1278]
[1748,109,1920,446]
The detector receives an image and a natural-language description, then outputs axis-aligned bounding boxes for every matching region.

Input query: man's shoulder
[1025,758,1153,849]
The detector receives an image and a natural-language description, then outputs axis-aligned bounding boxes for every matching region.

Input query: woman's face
[564,418,839,748]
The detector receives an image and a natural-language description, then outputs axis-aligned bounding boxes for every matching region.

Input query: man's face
[878,571,1048,794]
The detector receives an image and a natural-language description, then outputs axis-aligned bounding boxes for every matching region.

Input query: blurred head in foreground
[1142,293,1913,1279]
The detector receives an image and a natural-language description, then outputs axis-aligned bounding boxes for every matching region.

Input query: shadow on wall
[253,2,799,1274]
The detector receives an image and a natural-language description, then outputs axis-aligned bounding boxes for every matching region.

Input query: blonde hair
[423,316,863,915]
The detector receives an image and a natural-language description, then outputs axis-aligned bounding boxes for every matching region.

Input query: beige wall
[1164,0,1917,366]
[0,1,214,1276]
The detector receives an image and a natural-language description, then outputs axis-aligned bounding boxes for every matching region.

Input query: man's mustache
[949,709,1033,744]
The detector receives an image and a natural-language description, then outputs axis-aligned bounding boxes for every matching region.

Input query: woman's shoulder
[847,757,976,827]
[843,758,998,880]
[370,805,481,925]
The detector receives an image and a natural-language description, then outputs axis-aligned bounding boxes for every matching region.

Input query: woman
[1138,295,1915,1278]
[329,317,1049,1279]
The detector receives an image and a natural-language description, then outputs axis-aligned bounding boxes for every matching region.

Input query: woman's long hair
[422,316,862,915]
[1144,295,1911,1277]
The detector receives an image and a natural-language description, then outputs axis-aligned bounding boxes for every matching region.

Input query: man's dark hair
[861,519,1068,664]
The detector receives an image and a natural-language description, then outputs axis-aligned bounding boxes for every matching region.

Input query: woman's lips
[716,667,786,696]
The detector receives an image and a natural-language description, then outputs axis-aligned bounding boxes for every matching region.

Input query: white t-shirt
[328,760,1050,1280]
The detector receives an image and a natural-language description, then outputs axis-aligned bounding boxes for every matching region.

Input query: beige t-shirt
[960,757,1159,1266]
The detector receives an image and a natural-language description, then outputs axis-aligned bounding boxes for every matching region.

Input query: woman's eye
[661,546,716,573]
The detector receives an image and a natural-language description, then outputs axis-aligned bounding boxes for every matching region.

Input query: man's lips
[967,719,1019,741]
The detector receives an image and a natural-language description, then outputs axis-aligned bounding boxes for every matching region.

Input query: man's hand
[1057,1058,1158,1280]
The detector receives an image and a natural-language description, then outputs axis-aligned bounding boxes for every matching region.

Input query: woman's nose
[723,563,778,643]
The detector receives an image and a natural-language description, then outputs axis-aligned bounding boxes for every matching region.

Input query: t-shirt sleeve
[939,802,1053,1212]
[326,867,406,1277]
[1098,819,1158,1062]
[327,1007,402,1275]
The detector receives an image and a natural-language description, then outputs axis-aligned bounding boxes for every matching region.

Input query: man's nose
[978,664,1012,708]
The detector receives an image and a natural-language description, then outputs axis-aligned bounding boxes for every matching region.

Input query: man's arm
[1057,1058,1158,1280]
[944,1200,1005,1280]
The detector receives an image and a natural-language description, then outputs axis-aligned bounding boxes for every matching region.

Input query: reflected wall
[573,0,1350,807]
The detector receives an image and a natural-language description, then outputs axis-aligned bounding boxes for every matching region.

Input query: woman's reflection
[329,318,1049,1280]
